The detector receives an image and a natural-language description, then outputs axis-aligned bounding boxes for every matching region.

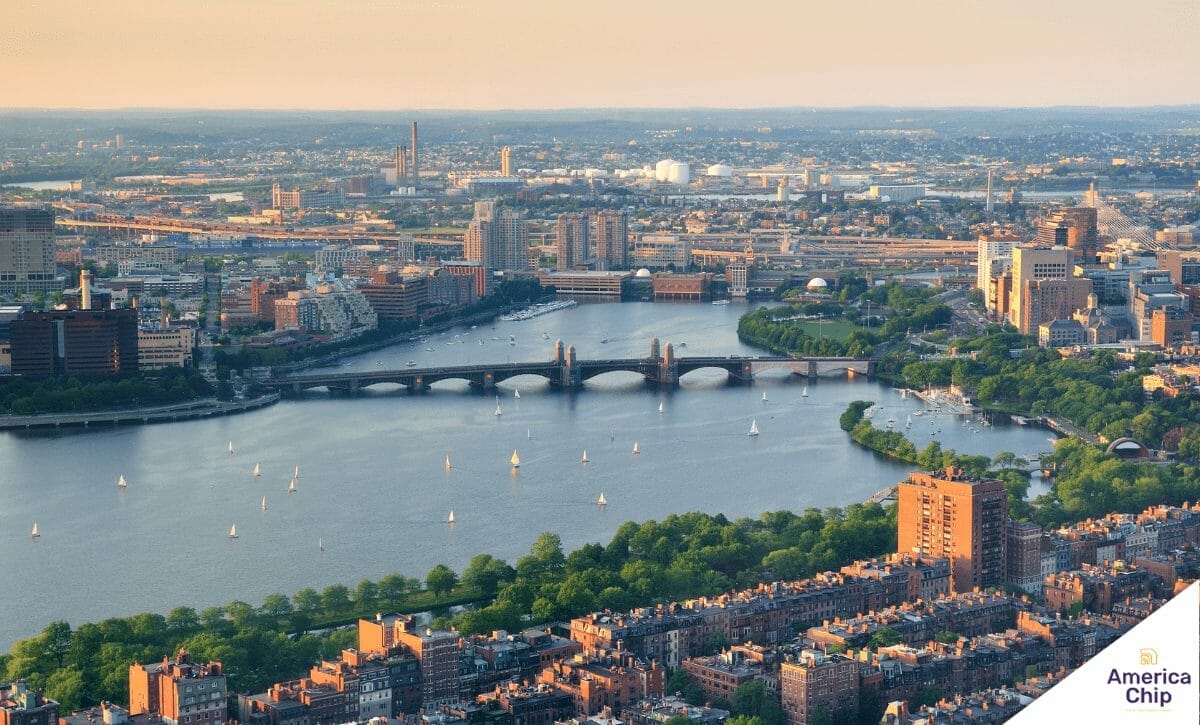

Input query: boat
[444,454,452,471]
[748,419,759,437]
[117,474,127,489]
[542,332,549,340]
[227,440,233,455]
[906,415,912,429]
[712,299,731,305]
[252,463,261,478]
[658,401,664,414]
[913,410,925,417]
[294,465,300,479]
[228,524,238,539]
[426,347,435,352]
[581,450,589,464]
[447,510,455,524]
[514,389,520,399]
[319,538,324,551]
[495,401,503,417]
[632,442,639,455]
[261,496,267,511]
[762,392,768,402]
[31,523,39,539]
[597,492,607,506]
[802,384,809,398]
[511,450,520,468]
[289,477,297,493]
[479,340,485,346]
[527,429,532,440]
[406,360,417,367]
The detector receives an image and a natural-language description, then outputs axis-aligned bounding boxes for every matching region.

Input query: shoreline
[0,393,280,431]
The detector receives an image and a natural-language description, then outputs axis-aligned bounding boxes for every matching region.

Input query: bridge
[269,339,875,393]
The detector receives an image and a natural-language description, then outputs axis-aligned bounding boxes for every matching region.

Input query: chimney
[410,122,419,189]
[80,269,93,310]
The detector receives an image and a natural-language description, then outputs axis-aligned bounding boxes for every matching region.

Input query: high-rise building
[0,205,59,296]
[1151,307,1194,349]
[410,122,419,190]
[1035,208,1099,264]
[1006,520,1044,595]
[555,213,589,271]
[593,210,629,270]
[897,467,1008,594]
[1008,245,1075,333]
[129,651,227,725]
[495,210,531,271]
[359,614,460,708]
[500,146,512,176]
[10,307,139,378]
[1020,277,1093,336]
[779,650,859,725]
[975,231,1021,307]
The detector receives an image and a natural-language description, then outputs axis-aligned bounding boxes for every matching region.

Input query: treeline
[0,368,213,416]
[896,328,1200,457]
[737,282,951,359]
[1,505,897,712]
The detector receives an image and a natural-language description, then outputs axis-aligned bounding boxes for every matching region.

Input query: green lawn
[792,319,858,341]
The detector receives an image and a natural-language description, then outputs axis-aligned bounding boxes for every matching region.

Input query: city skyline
[3,1,1199,110]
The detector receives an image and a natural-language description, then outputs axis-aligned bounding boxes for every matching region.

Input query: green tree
[260,594,293,621]
[426,564,459,601]
[462,554,515,596]
[44,665,85,711]
[293,588,322,612]
[320,585,352,612]
[868,627,902,649]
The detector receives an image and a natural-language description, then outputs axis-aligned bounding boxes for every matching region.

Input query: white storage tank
[655,159,676,182]
[667,162,690,185]
[706,163,733,177]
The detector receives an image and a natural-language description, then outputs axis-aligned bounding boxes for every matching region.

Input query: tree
[44,665,85,711]
[868,627,901,649]
[462,554,515,596]
[353,580,379,607]
[40,621,73,669]
[260,594,293,621]
[320,585,352,613]
[293,588,322,612]
[933,630,961,644]
[166,607,200,632]
[426,564,459,601]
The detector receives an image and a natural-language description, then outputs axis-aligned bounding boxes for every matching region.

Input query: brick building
[779,650,858,725]
[129,651,227,725]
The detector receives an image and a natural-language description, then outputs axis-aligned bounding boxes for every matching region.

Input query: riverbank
[0,393,279,430]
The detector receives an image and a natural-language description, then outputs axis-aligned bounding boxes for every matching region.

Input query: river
[0,301,1055,648]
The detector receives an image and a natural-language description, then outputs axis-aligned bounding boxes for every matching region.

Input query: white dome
[636,268,652,278]
[806,277,829,289]
[706,164,733,177]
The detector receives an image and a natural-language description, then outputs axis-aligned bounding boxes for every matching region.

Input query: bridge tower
[560,344,581,388]
[554,339,565,364]
[658,342,678,386]
[649,337,660,361]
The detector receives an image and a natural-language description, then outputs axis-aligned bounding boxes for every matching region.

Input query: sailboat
[261,496,267,511]
[511,450,520,468]
[748,419,760,437]
[597,492,607,507]
[632,442,639,455]
[117,474,127,489]
[581,450,589,464]
[288,477,297,493]
[527,429,532,440]
[31,523,39,539]
[514,389,520,400]
[802,384,809,398]
[447,510,455,524]
[901,389,908,400]
[762,391,768,402]
[252,463,261,478]
[228,524,238,539]
[495,400,503,417]
[319,537,324,551]
[293,465,300,479]
[658,401,665,414]
[227,440,234,455]
[906,415,912,429]
[444,454,452,471]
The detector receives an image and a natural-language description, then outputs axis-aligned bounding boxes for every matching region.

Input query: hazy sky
[3,0,1198,110]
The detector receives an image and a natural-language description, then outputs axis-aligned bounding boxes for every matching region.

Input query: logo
[1138,648,1157,666]
[1106,647,1191,708]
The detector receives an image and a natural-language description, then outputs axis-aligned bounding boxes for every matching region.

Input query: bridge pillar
[558,345,581,388]
[349,378,359,393]
[658,342,678,386]
[407,376,427,393]
[553,340,565,365]
[481,371,495,391]
[867,360,876,378]
[808,361,817,378]
[649,337,660,361]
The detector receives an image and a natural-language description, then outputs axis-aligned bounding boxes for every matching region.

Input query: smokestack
[985,168,994,217]
[80,269,93,310]
[410,122,419,189]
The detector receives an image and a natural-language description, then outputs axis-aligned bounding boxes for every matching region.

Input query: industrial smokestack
[410,122,419,189]
[985,168,994,217]
[80,269,93,310]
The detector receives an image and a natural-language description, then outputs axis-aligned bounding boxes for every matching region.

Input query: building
[359,614,461,708]
[0,205,59,296]
[975,232,1021,308]
[726,262,748,298]
[1150,306,1193,349]
[537,654,664,716]
[129,651,227,725]
[681,651,762,704]
[1128,269,1185,340]
[1036,208,1099,264]
[465,204,531,272]
[1037,319,1086,348]
[867,185,925,204]
[592,211,629,270]
[95,245,179,267]
[9,307,139,377]
[1008,246,1075,333]
[137,327,196,369]
[443,261,490,298]
[779,650,858,725]
[651,272,712,301]
[897,468,1008,594]
[271,184,343,210]
[555,213,590,271]
[274,288,377,338]
[1006,520,1044,594]
[0,681,58,725]
[536,271,628,296]
[500,147,513,177]
[359,271,430,322]
[630,235,691,271]
[839,554,951,605]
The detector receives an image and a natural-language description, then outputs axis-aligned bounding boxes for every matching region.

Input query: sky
[3,0,1198,110]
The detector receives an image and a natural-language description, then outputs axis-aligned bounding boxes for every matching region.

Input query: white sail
[632,442,639,455]
[581,450,589,463]
[495,402,502,416]
[749,419,759,437]
[658,401,664,414]
[597,492,607,506]
[252,463,261,478]
[319,537,324,550]
[762,392,768,402]
[289,477,297,493]
[511,450,520,468]
[227,440,234,454]
[448,510,455,524]
[527,429,532,440]
[802,384,809,397]
[228,524,237,539]
[294,465,300,479]
[444,454,452,471]
[261,496,267,511]
[31,523,39,538]
[118,474,126,488]
[514,389,520,399]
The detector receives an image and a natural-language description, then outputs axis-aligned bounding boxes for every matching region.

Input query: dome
[706,163,733,177]
[806,277,829,289]
[636,268,652,278]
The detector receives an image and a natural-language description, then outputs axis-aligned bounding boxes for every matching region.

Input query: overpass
[269,339,875,393]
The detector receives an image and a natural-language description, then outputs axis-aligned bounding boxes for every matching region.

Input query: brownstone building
[537,654,663,716]
[682,651,762,704]
[129,651,227,725]
[897,468,1008,594]
[1151,307,1193,349]
[0,681,58,725]
[359,614,460,707]
[779,650,859,725]
[1005,520,1044,594]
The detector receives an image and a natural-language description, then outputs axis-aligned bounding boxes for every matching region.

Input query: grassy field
[791,318,858,341]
